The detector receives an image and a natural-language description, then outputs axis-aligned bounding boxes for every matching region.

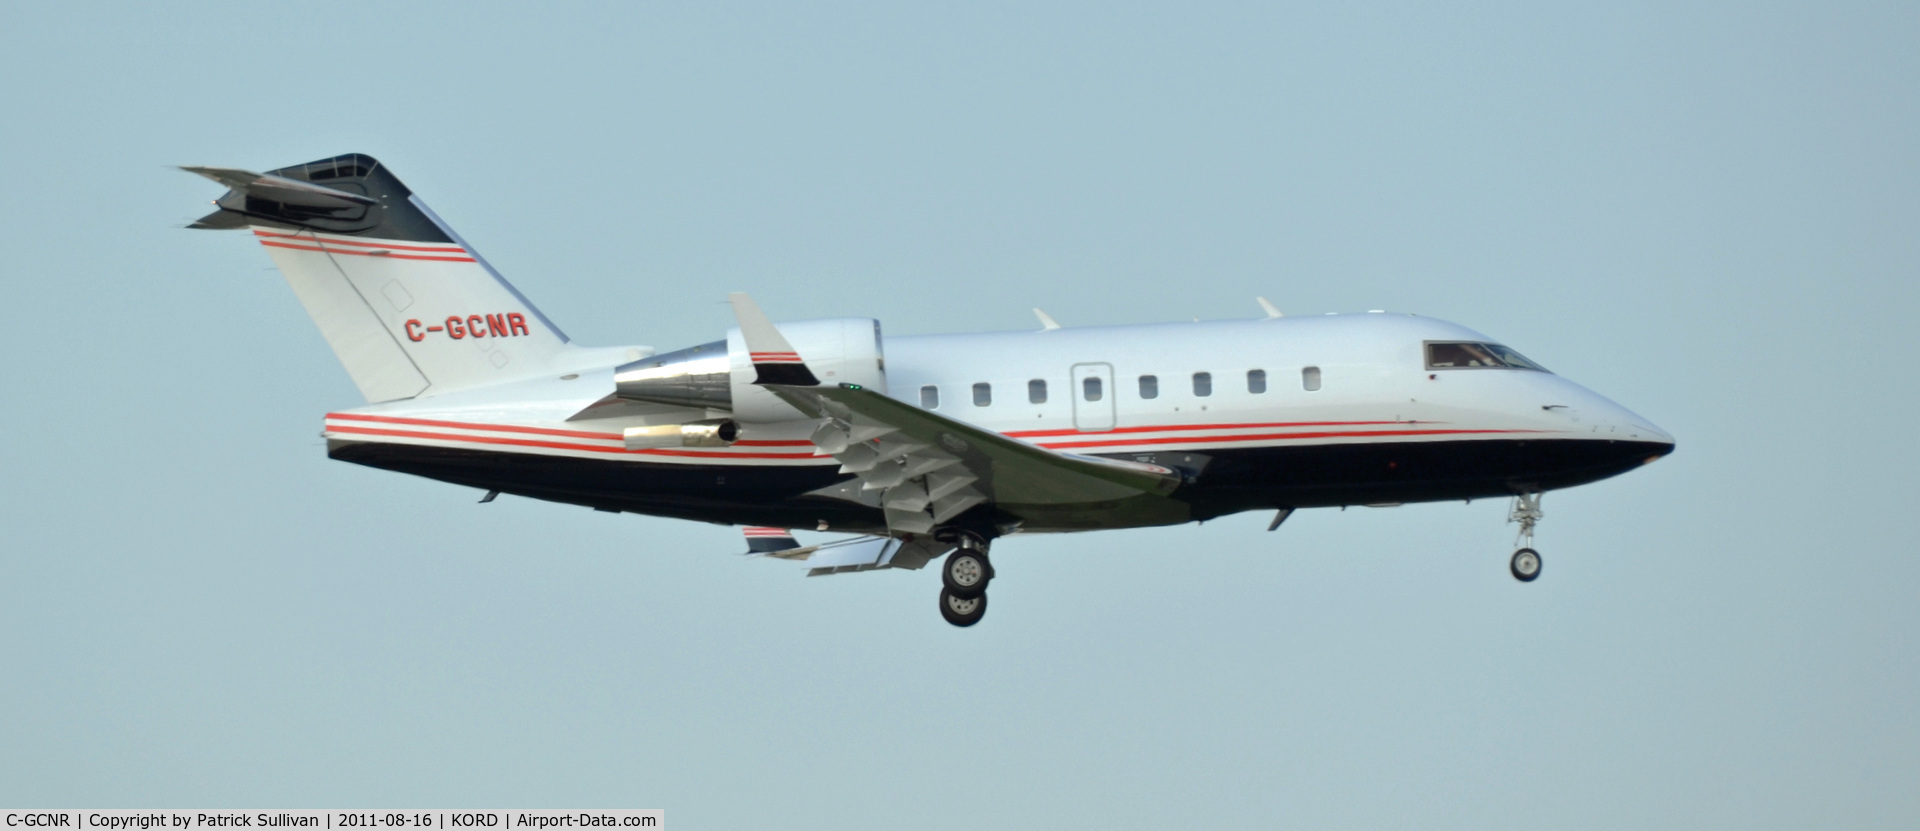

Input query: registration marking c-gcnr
[405,312,531,342]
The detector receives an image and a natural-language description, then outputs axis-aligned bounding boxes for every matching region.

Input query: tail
[184,154,572,402]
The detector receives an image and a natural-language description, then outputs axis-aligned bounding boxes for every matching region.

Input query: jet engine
[611,317,886,423]
[613,340,731,409]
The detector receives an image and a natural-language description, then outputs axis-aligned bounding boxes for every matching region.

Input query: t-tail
[184,154,572,402]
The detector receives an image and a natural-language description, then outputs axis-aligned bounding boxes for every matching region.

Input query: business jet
[184,154,1675,627]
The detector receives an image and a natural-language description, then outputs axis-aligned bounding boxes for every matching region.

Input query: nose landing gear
[1510,547,1542,581]
[1508,490,1544,583]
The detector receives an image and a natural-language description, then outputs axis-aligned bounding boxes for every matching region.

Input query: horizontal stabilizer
[186,209,250,230]
[182,166,379,205]
[182,153,455,243]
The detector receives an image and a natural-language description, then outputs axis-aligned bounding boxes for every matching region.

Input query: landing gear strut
[1508,491,1543,582]
[938,537,994,626]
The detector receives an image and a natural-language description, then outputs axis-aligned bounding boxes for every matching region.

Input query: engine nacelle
[612,318,885,422]
[728,318,886,422]
[613,339,731,409]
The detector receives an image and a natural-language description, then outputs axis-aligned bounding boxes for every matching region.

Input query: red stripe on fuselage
[325,412,816,447]
[328,412,622,441]
[1004,420,1415,439]
[326,425,822,460]
[1035,428,1543,450]
[323,412,1544,460]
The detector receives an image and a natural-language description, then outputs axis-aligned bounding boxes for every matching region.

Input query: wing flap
[793,383,1182,502]
[774,383,1182,533]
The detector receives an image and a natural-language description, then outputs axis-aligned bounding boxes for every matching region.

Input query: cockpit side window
[1424,341,1549,372]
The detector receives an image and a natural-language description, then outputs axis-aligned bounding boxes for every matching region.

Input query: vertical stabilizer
[185,154,571,402]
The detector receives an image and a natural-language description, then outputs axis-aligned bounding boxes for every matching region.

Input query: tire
[938,587,988,627]
[1510,547,1542,582]
[942,550,992,598]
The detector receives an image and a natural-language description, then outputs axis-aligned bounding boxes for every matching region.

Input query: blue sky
[1,2,1915,827]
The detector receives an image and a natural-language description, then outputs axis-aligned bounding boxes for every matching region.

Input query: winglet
[1033,308,1062,331]
[1257,297,1283,319]
[728,292,821,386]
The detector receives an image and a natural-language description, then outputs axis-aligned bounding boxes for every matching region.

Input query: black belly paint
[328,437,1673,531]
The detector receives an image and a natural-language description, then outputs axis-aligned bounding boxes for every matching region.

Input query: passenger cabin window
[1247,369,1267,394]
[1424,341,1549,372]
[1138,375,1158,399]
[1192,372,1212,397]
[1029,379,1048,404]
[973,382,992,407]
[1302,366,1322,391]
[1083,376,1104,401]
[920,385,940,409]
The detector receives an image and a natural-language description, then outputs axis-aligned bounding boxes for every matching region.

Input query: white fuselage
[882,313,1668,453]
[319,311,1671,530]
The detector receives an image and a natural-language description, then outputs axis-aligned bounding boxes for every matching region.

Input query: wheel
[938,587,988,627]
[1510,547,1542,582]
[942,550,992,598]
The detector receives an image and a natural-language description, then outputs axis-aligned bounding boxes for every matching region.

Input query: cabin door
[1070,362,1116,432]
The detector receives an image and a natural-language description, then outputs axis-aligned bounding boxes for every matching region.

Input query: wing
[728,293,1188,535]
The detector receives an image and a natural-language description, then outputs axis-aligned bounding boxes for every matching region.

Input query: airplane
[183,153,1676,627]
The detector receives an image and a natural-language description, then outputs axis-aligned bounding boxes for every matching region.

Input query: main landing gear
[938,540,995,627]
[1508,490,1544,582]
[939,588,987,627]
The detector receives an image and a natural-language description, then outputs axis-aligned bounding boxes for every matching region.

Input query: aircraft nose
[1635,421,1677,466]
[1533,374,1674,459]
[1640,421,1676,449]
[1587,393,1675,460]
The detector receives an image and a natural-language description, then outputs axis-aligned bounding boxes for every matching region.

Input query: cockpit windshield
[1424,341,1549,372]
